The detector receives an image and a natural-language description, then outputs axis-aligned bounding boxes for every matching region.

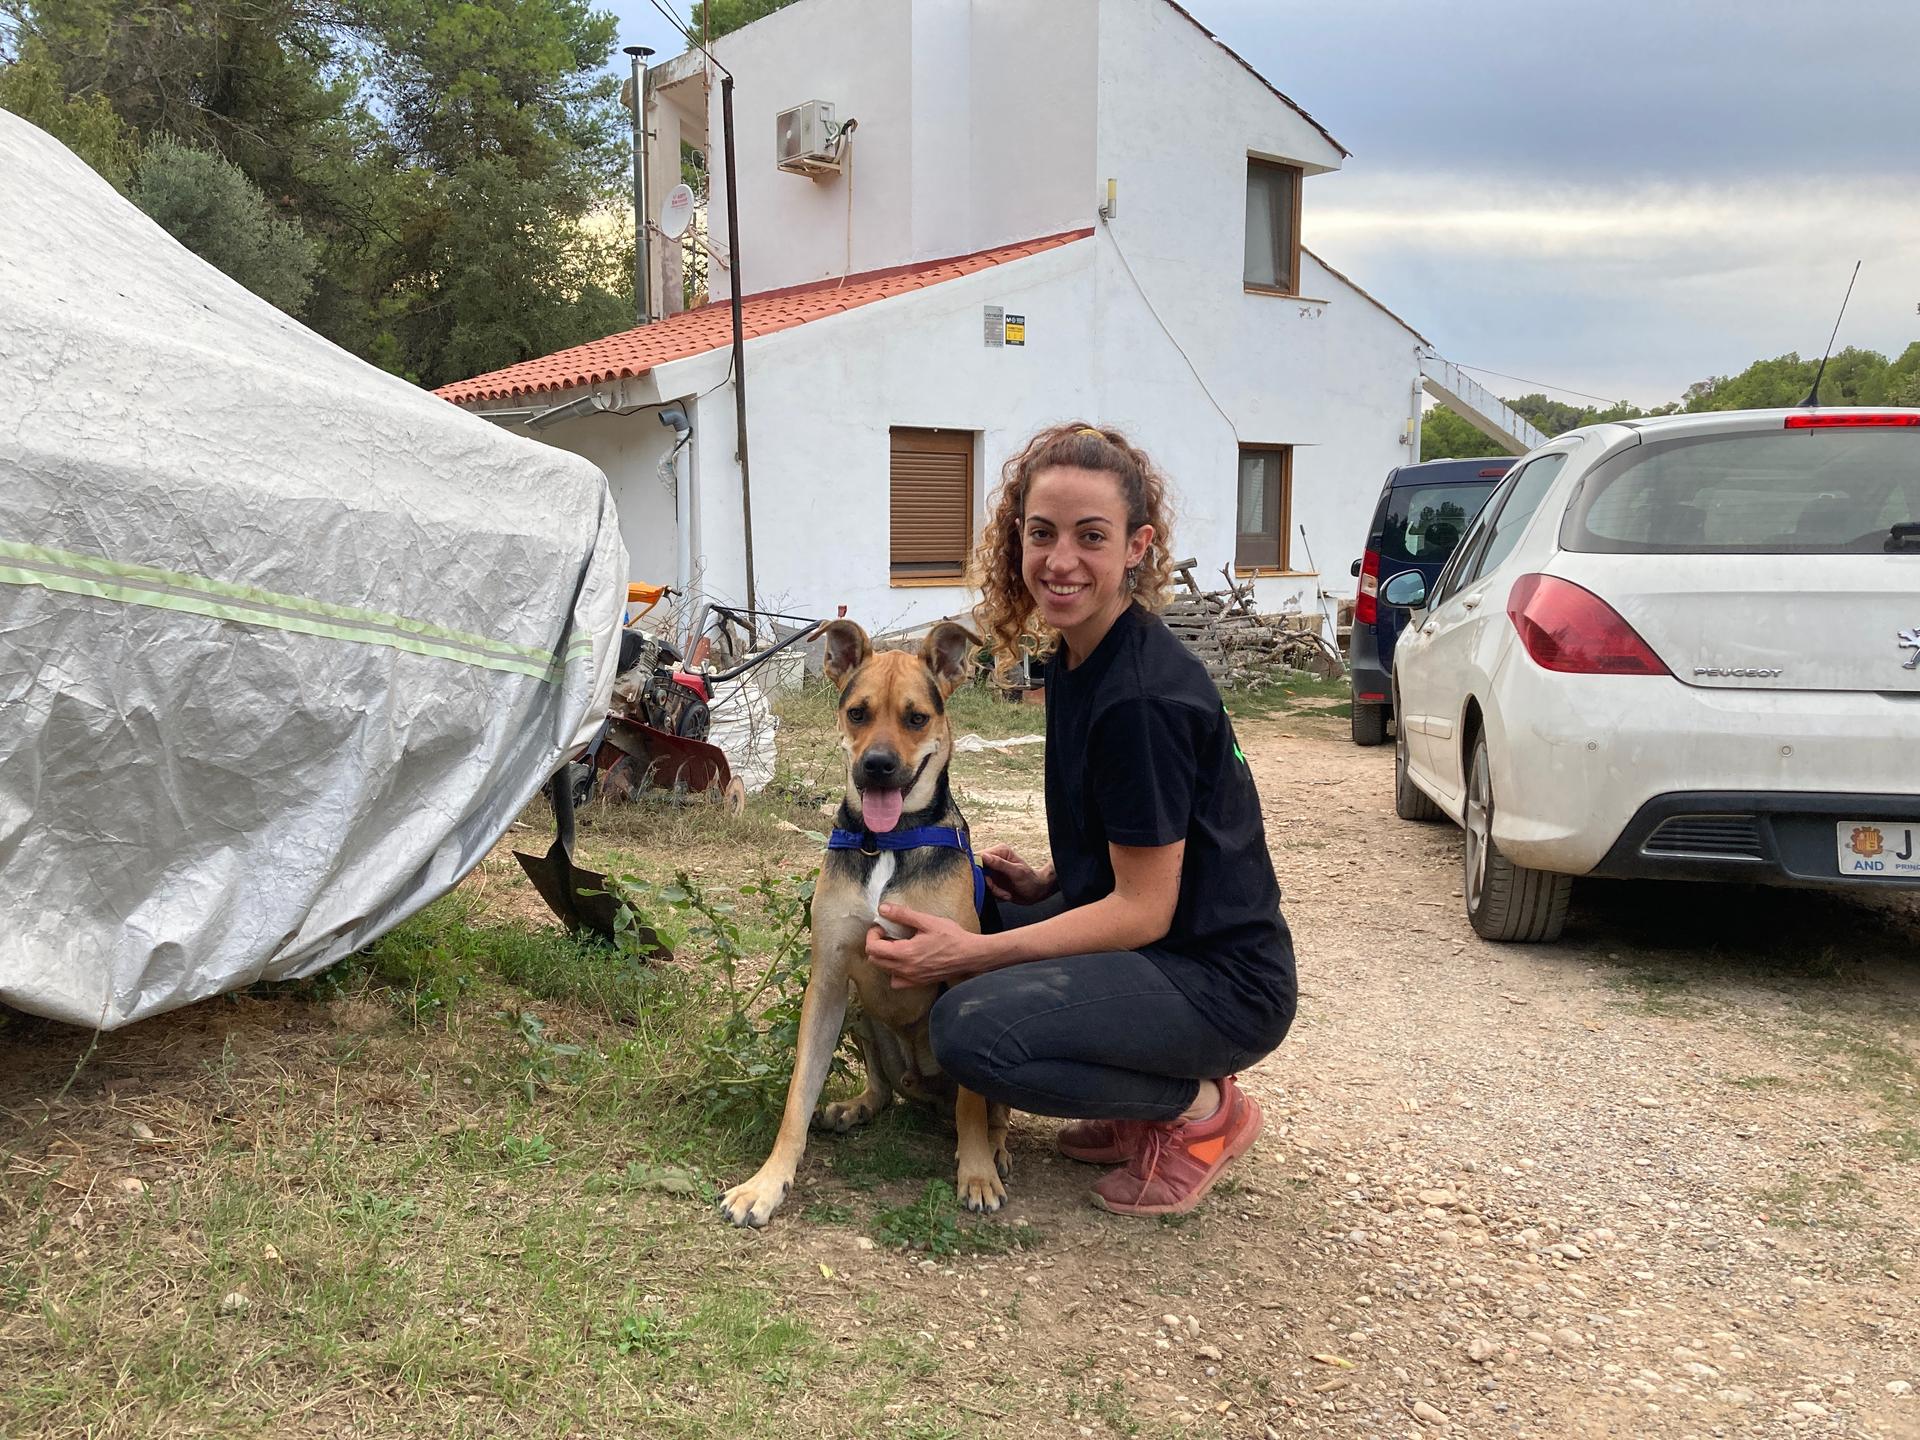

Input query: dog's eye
[905,711,929,730]
[846,705,869,725]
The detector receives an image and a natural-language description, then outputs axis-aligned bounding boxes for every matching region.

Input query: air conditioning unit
[775,100,842,177]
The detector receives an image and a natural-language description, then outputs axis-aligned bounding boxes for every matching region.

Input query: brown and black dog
[719,619,1011,1228]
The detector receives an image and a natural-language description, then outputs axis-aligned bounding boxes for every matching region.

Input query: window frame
[1234,444,1293,573]
[1462,452,1572,587]
[1243,156,1303,297]
[888,425,976,586]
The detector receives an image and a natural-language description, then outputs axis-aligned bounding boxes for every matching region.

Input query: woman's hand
[978,844,1057,905]
[865,904,992,988]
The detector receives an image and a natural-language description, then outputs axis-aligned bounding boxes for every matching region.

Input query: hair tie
[1076,427,1105,438]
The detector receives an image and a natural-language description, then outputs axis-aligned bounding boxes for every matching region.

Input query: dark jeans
[929,897,1266,1122]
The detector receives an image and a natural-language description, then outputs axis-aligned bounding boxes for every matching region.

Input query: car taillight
[1784,412,1920,428]
[1506,574,1669,676]
[1355,548,1381,625]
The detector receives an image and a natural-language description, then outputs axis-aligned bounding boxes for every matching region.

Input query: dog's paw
[718,1171,792,1228]
[957,1165,1007,1214]
[993,1136,1013,1180]
[815,1098,874,1133]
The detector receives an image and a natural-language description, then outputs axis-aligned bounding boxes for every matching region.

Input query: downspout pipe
[721,72,756,617]
[657,405,695,610]
[624,45,655,326]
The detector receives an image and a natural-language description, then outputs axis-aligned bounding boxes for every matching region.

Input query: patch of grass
[872,1180,1042,1256]
[1752,1170,1873,1229]
[1727,1074,1790,1090]
[1606,966,1710,1019]
[828,1107,949,1189]
[1223,672,1350,722]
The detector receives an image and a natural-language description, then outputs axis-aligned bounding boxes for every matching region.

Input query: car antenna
[1798,260,1861,408]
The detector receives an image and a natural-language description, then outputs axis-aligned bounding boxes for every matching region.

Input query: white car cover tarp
[0,114,628,1029]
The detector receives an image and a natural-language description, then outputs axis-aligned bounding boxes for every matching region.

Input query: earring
[1124,566,1139,592]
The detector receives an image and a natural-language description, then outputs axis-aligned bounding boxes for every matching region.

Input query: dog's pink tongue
[861,788,904,834]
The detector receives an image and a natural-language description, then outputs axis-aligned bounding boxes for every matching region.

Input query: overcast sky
[605,0,1920,408]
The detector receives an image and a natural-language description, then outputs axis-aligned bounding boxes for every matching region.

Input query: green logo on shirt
[1223,706,1246,764]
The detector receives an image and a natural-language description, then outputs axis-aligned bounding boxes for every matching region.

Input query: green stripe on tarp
[0,539,588,683]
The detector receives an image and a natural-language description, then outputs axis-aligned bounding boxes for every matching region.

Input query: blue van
[1348,456,1515,745]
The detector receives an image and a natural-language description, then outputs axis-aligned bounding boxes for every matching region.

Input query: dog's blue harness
[825,825,987,915]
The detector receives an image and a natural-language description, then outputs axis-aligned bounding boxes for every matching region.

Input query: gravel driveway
[864,707,1920,1439]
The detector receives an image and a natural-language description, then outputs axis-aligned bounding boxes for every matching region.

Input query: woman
[864,423,1296,1216]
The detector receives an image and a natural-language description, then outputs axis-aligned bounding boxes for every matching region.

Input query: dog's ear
[918,622,980,699]
[821,620,872,689]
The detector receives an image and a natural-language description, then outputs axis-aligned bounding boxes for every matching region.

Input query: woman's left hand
[865,904,989,988]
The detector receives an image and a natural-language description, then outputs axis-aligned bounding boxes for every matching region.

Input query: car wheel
[1351,700,1389,747]
[1463,732,1571,942]
[1393,690,1443,821]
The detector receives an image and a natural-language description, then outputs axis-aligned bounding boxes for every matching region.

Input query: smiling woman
[861,422,1298,1219]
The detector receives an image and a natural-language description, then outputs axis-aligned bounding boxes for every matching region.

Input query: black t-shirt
[1044,602,1295,1052]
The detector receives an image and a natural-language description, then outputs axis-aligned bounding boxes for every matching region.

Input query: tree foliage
[1423,345,1919,461]
[688,0,802,41]
[131,138,318,311]
[0,40,136,187]
[1,0,632,386]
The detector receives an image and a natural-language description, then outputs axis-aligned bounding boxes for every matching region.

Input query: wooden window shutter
[890,428,973,578]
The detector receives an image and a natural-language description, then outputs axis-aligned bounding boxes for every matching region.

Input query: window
[889,427,974,581]
[1235,446,1292,570]
[1465,453,1570,584]
[1244,158,1301,294]
[1564,430,1920,555]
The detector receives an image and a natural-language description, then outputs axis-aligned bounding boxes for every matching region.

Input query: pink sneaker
[1055,1117,1142,1165]
[1091,1077,1264,1217]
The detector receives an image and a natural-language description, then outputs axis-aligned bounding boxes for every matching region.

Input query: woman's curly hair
[970,422,1175,678]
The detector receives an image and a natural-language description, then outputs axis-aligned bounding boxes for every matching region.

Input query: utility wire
[641,0,730,74]
[1448,363,1630,407]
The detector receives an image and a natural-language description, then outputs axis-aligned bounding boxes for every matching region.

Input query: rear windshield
[1563,429,1920,554]
[1380,482,1497,564]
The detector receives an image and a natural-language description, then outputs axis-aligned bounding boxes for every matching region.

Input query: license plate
[1835,821,1920,877]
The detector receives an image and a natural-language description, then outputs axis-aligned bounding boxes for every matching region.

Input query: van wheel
[1351,701,1388,746]
[1393,689,1443,821]
[1463,733,1570,942]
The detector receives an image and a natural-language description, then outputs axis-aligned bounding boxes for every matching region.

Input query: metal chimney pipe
[623,44,655,326]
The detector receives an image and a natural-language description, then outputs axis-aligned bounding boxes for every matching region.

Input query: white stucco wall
[706,0,1100,295]
[706,0,916,295]
[540,408,683,592]
[965,0,1099,252]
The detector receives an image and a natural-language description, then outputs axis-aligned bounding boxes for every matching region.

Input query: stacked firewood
[1157,559,1346,690]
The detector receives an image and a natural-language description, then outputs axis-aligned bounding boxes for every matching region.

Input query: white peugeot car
[1383,408,1920,942]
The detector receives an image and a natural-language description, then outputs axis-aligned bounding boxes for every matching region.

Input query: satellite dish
[660,183,696,240]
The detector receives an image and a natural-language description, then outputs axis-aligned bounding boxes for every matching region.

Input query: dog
[719,619,1011,1228]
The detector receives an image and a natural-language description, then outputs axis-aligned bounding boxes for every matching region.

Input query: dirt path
[752,713,1920,1439]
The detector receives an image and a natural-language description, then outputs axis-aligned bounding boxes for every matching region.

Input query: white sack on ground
[0,115,628,1029]
[706,678,779,795]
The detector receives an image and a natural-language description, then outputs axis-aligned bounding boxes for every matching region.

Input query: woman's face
[1020,465,1153,647]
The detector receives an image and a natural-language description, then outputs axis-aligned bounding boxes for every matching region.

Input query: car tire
[1351,700,1389,747]
[1463,732,1570,943]
[1393,692,1444,822]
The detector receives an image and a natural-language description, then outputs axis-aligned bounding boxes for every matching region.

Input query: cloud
[1303,173,1920,406]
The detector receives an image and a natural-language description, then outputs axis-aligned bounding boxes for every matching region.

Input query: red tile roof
[436,227,1094,407]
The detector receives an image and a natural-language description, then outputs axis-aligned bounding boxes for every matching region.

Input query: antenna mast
[1799,260,1861,408]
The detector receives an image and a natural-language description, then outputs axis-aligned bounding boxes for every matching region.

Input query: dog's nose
[858,750,901,785]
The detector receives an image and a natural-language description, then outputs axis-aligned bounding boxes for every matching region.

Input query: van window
[1380,482,1499,565]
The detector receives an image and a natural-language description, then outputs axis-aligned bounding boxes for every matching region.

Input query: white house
[436,0,1537,640]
